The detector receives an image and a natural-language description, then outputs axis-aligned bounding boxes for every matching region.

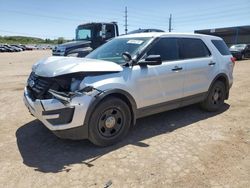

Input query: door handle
[172,66,183,71]
[208,62,216,66]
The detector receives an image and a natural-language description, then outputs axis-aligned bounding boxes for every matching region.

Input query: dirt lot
[0,51,249,188]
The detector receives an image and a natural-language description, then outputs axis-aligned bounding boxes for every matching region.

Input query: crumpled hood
[33,56,123,77]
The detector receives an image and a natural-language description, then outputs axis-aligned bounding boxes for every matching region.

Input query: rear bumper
[23,87,93,139]
[231,52,242,59]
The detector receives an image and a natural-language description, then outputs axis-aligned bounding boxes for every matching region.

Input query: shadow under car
[16,103,230,173]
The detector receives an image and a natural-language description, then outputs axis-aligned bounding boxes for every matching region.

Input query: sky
[0,0,249,39]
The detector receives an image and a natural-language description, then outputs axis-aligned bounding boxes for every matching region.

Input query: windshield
[86,37,152,64]
[230,44,247,50]
[76,25,94,40]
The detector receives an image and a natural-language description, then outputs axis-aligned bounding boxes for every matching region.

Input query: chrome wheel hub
[105,116,116,128]
[213,92,219,101]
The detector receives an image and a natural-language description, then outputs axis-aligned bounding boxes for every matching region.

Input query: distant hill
[0,36,70,45]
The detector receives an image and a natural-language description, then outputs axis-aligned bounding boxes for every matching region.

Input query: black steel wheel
[89,97,131,146]
[98,108,124,138]
[200,81,226,112]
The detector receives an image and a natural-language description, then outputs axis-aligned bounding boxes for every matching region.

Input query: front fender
[84,88,138,129]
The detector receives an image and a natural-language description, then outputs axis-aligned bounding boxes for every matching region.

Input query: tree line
[0,36,70,44]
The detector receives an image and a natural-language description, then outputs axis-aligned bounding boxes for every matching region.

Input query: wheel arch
[84,89,137,137]
[208,73,230,99]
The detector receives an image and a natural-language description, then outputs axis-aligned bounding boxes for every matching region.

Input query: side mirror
[138,55,162,66]
[122,52,132,62]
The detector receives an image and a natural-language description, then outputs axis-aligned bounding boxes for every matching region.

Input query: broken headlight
[70,78,82,92]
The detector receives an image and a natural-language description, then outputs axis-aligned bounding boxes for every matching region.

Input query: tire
[200,81,226,112]
[88,97,132,146]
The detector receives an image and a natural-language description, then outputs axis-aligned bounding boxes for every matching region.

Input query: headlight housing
[57,46,66,52]
[70,78,82,91]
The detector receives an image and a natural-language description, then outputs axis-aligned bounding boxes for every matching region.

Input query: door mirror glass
[122,52,132,62]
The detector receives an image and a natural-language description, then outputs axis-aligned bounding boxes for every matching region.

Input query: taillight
[231,57,236,64]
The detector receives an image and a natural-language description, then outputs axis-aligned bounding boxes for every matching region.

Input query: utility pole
[124,6,128,34]
[169,14,172,32]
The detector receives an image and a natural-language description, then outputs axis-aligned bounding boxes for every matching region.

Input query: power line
[129,8,250,29]
[127,1,248,19]
[0,9,120,24]
[174,7,250,22]
[174,11,250,26]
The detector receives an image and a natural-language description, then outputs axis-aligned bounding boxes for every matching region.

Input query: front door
[131,37,185,108]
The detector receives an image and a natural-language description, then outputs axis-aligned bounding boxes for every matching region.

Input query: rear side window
[211,40,231,55]
[147,38,179,61]
[179,38,211,59]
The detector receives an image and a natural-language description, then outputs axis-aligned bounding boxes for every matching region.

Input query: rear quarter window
[211,40,231,55]
[179,38,211,59]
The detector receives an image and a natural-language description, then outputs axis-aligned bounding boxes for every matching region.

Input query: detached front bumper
[23,87,92,139]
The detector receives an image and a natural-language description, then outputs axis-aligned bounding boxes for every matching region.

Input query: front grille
[27,72,78,101]
[27,72,52,100]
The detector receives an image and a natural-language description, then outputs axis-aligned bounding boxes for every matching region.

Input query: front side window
[86,37,152,64]
[179,38,211,59]
[147,38,179,61]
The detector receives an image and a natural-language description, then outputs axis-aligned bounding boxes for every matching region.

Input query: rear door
[179,38,216,97]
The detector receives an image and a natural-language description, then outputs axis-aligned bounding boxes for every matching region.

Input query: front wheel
[200,81,226,112]
[88,97,132,146]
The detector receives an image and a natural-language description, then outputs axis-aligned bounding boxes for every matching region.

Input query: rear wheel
[200,81,226,112]
[89,97,131,146]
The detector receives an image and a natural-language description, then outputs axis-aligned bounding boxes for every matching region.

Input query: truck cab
[53,22,119,57]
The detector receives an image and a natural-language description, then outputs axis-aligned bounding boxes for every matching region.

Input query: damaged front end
[27,72,85,100]
[27,71,104,104]
[48,86,103,104]
[24,71,103,138]
[23,56,123,138]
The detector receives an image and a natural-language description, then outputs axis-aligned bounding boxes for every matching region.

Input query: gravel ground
[0,51,249,188]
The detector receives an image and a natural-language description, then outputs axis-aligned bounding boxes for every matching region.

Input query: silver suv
[23,33,235,146]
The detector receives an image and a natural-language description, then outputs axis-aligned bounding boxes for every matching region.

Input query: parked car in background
[229,44,250,60]
[0,44,55,53]
[10,45,23,51]
[24,33,234,146]
[3,45,21,52]
[1,45,15,52]
[11,44,26,51]
[0,46,7,52]
[23,45,34,50]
